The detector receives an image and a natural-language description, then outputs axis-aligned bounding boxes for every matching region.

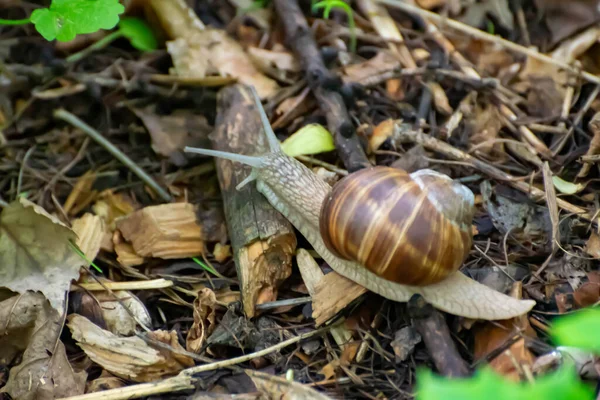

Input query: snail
[185,87,535,320]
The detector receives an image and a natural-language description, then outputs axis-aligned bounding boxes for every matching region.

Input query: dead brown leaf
[0,292,87,400]
[67,314,194,382]
[342,51,401,85]
[0,197,82,312]
[246,369,334,400]
[132,105,213,167]
[585,231,600,258]
[534,0,600,46]
[186,288,218,353]
[92,189,138,227]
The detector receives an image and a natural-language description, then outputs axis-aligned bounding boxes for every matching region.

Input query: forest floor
[2,0,600,399]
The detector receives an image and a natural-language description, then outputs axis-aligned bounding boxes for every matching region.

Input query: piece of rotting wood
[208,84,297,318]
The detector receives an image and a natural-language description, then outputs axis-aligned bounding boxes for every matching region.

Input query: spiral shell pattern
[319,166,474,286]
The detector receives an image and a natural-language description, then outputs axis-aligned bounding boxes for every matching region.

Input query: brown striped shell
[319,167,475,286]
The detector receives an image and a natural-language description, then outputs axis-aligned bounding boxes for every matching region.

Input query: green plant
[415,308,600,400]
[312,0,356,53]
[0,0,124,42]
[66,17,158,63]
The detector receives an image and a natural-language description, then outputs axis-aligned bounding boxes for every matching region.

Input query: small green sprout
[192,257,226,279]
[312,0,356,53]
[69,240,103,273]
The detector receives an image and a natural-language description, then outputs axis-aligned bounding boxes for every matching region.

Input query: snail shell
[319,166,475,286]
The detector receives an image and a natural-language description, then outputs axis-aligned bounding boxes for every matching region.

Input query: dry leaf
[474,317,537,380]
[132,105,212,167]
[342,51,401,85]
[116,202,205,259]
[0,197,82,312]
[585,232,600,258]
[247,47,301,72]
[534,0,600,45]
[468,103,504,155]
[186,288,218,353]
[93,190,138,227]
[67,314,194,382]
[246,370,334,400]
[96,290,152,336]
[213,243,231,263]
[64,171,97,215]
[0,293,87,400]
[369,119,396,152]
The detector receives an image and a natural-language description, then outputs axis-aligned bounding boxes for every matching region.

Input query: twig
[377,0,600,86]
[56,375,194,400]
[180,325,331,376]
[73,279,174,291]
[408,294,470,377]
[53,109,172,202]
[254,296,313,310]
[394,126,595,222]
[274,0,370,172]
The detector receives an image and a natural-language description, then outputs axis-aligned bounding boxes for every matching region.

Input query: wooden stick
[210,85,297,318]
[273,0,370,172]
[408,295,470,377]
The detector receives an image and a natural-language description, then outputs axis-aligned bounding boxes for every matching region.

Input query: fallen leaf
[247,47,301,72]
[460,0,514,30]
[96,290,152,336]
[369,119,396,152]
[246,369,334,400]
[281,124,336,157]
[0,292,87,400]
[67,314,194,382]
[92,189,138,227]
[534,0,600,46]
[391,326,422,362]
[0,197,82,313]
[552,176,586,195]
[132,105,213,167]
[342,51,401,85]
[186,288,218,353]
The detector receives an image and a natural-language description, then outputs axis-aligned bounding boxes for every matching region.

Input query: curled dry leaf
[186,288,218,353]
[67,314,194,382]
[0,197,82,313]
[0,292,87,400]
[95,290,152,336]
[115,202,205,260]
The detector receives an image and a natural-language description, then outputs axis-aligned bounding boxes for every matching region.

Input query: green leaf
[30,0,125,42]
[552,176,586,195]
[416,366,593,400]
[280,124,336,157]
[551,308,600,352]
[118,17,158,51]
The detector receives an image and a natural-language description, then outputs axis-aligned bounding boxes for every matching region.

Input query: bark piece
[116,202,221,259]
[312,272,367,326]
[210,84,297,318]
[273,0,370,172]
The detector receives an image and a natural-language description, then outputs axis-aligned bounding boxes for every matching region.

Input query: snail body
[185,86,535,320]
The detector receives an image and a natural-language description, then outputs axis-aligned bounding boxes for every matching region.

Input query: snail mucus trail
[184,86,535,321]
